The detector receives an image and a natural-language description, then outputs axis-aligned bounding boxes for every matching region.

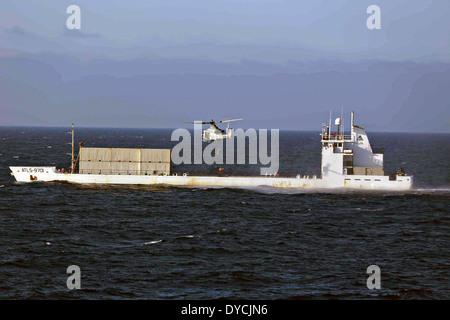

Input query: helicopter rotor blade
[218,118,243,123]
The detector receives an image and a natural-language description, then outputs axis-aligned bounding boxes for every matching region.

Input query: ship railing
[77,169,260,177]
[76,169,323,179]
[78,169,170,176]
[295,174,318,179]
[321,134,352,141]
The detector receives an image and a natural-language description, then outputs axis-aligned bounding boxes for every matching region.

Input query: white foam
[414,188,450,193]
[143,240,162,245]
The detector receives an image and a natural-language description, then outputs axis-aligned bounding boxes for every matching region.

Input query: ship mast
[351,110,354,136]
[71,123,75,173]
[65,123,75,173]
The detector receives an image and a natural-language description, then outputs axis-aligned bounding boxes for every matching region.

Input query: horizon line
[0,124,448,134]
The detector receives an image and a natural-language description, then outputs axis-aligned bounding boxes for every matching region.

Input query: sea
[0,127,448,299]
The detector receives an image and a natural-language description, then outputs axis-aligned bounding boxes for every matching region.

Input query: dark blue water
[0,127,449,299]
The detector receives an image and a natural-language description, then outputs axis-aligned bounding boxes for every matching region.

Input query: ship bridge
[320,111,384,183]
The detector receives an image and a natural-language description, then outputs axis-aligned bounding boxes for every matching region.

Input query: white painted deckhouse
[10,111,412,190]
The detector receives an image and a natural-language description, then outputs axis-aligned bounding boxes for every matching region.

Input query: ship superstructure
[319,111,411,188]
[9,111,413,190]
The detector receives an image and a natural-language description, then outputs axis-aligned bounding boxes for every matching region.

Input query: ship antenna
[329,110,332,136]
[65,123,75,173]
[71,123,74,173]
[351,110,354,132]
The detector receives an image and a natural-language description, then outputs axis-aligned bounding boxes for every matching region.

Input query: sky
[0,0,448,62]
[0,1,449,131]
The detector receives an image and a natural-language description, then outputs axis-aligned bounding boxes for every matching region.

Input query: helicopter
[184,118,243,143]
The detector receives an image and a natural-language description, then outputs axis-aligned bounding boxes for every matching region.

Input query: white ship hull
[9,167,413,191]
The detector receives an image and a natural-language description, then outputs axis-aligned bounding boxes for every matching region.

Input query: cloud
[0,1,448,62]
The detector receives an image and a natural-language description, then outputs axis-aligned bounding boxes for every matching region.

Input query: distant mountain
[0,54,448,132]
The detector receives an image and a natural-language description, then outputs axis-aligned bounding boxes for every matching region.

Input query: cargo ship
[9,111,413,190]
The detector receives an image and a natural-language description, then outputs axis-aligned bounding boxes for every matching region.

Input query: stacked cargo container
[79,147,171,175]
